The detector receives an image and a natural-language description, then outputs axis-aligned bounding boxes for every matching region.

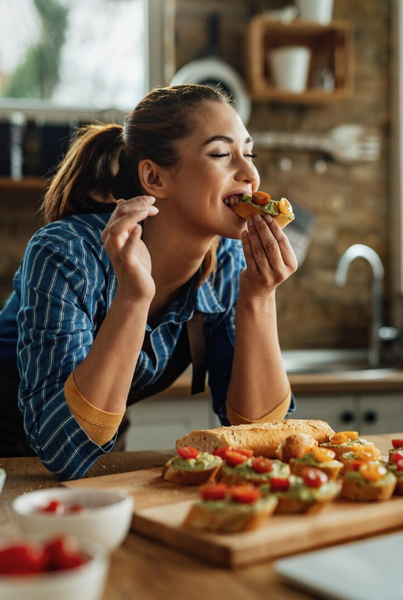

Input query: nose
[234,156,260,188]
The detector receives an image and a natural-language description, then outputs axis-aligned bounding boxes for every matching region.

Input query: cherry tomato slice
[359,463,387,482]
[394,451,403,464]
[341,431,359,441]
[311,447,336,463]
[200,483,228,501]
[329,432,349,445]
[177,446,200,460]
[46,535,87,571]
[230,484,262,504]
[302,467,328,488]
[235,448,254,458]
[252,191,271,205]
[225,450,249,467]
[270,477,290,493]
[350,460,363,471]
[39,500,65,515]
[392,439,403,449]
[0,543,50,576]
[252,457,274,474]
[396,459,403,472]
[212,446,232,458]
[278,197,293,215]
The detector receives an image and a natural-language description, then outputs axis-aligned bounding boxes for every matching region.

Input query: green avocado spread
[322,438,373,449]
[261,475,339,504]
[387,464,403,480]
[346,470,397,487]
[169,452,222,471]
[294,453,343,469]
[222,458,289,480]
[241,195,295,221]
[198,494,278,514]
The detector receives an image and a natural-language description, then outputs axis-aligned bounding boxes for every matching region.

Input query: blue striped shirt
[0,212,244,478]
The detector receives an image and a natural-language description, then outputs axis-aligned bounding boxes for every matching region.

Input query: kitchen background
[0,0,402,443]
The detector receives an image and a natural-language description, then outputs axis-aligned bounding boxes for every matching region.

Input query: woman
[0,84,297,478]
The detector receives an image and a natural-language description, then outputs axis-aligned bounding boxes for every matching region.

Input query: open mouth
[222,194,244,207]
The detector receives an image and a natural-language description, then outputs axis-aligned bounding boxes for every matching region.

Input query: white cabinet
[125,395,220,451]
[293,393,403,435]
[292,394,359,431]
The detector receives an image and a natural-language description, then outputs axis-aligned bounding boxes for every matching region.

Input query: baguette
[176,420,334,459]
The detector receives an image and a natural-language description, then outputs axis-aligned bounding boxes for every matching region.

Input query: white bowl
[0,469,6,494]
[0,536,109,600]
[12,488,134,551]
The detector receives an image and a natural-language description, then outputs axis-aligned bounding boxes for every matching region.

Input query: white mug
[268,46,311,93]
[295,0,334,24]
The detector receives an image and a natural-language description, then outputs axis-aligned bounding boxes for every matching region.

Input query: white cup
[268,46,311,93]
[295,0,334,24]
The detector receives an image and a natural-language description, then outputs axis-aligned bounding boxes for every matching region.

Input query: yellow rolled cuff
[226,387,292,426]
[64,373,125,447]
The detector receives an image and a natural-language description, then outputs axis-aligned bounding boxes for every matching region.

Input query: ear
[138,159,169,199]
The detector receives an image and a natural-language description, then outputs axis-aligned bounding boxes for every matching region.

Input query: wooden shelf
[246,17,354,103]
[0,177,48,191]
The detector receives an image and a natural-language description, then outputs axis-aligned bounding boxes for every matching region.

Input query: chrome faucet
[335,244,385,367]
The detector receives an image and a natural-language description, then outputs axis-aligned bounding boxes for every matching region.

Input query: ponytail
[41,124,138,223]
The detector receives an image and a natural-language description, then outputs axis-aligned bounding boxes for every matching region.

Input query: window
[0,0,167,120]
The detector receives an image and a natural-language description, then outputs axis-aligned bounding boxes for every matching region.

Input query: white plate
[275,531,403,600]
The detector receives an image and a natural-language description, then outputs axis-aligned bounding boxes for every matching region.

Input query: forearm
[226,291,290,420]
[73,291,151,413]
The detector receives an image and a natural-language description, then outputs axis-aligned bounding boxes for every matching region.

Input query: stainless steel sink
[281,349,394,374]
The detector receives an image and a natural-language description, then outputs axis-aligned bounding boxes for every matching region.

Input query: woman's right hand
[101,196,158,302]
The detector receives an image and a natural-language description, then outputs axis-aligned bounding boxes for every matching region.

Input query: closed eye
[245,153,258,159]
[209,153,230,158]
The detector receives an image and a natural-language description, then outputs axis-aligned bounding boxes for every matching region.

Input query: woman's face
[163,100,260,240]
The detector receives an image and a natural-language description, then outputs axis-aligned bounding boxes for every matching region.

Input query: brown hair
[42,84,232,284]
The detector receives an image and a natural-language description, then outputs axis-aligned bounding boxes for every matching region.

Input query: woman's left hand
[239,213,298,300]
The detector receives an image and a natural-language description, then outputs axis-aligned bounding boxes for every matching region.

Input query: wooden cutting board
[64,467,199,510]
[64,467,403,568]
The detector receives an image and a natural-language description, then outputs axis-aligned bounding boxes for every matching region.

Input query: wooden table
[0,434,398,600]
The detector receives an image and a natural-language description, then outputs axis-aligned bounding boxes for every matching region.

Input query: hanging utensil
[170,14,251,125]
[253,124,382,164]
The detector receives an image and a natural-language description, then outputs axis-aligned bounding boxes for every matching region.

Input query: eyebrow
[202,135,254,146]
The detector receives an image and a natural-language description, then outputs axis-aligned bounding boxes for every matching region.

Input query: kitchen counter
[0,433,400,600]
[156,366,403,398]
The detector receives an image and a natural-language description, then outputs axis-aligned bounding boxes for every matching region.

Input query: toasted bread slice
[183,496,278,533]
[341,473,396,501]
[232,202,292,228]
[289,459,342,481]
[274,493,336,515]
[162,462,221,486]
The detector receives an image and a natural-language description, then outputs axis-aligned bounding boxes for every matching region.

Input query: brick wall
[0,0,392,351]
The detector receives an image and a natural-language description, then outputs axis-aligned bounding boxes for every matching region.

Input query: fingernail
[254,214,262,222]
[264,214,273,222]
[150,206,159,213]
[116,199,125,205]
[248,218,254,227]
[148,197,156,203]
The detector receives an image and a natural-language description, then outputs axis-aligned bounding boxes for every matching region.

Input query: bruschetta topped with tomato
[183,482,278,533]
[341,463,396,501]
[289,446,343,481]
[213,446,289,486]
[320,431,374,460]
[226,191,295,229]
[261,468,341,514]
[162,446,222,486]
